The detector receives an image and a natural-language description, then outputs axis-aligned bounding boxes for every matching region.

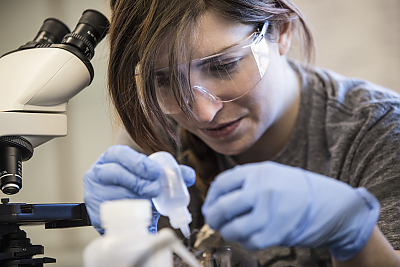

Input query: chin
[207,139,254,156]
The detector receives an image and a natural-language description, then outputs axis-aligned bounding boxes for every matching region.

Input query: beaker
[197,246,232,267]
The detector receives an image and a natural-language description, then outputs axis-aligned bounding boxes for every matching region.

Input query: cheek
[255,49,287,103]
[261,48,286,94]
[239,53,287,125]
[170,114,193,131]
[245,70,284,113]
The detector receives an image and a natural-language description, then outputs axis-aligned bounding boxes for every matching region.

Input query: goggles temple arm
[259,21,269,38]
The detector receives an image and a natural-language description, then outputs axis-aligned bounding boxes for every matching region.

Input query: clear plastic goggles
[155,21,270,114]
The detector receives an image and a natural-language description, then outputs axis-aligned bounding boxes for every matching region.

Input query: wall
[295,0,400,92]
[0,0,399,266]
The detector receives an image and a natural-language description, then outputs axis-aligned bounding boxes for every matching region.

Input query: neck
[234,61,301,164]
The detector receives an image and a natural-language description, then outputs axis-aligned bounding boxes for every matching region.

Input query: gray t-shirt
[116,60,400,266]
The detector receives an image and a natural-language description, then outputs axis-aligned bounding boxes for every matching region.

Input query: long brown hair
[108,0,315,196]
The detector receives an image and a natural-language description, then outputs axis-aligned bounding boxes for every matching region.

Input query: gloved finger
[202,166,247,210]
[203,188,255,231]
[84,170,144,201]
[179,165,196,187]
[85,202,102,233]
[219,187,273,244]
[87,181,159,201]
[240,225,280,251]
[241,232,267,251]
[220,190,286,251]
[101,145,161,180]
[84,182,153,234]
[94,163,161,197]
[96,227,105,235]
[219,209,267,245]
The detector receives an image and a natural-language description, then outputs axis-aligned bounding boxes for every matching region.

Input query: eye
[208,57,242,76]
[156,74,170,88]
[211,59,240,72]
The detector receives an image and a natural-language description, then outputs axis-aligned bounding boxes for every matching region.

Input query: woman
[83,0,400,266]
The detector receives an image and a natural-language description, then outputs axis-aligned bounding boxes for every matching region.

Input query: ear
[278,22,292,55]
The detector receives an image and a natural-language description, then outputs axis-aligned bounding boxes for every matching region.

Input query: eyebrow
[196,34,253,63]
[155,31,255,72]
[155,69,168,77]
[207,42,242,58]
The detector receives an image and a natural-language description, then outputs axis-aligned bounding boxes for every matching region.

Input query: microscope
[0,9,109,266]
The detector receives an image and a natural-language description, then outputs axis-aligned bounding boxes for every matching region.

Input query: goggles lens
[155,22,270,114]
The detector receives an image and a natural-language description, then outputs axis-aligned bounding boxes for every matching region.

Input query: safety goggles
[154,21,270,114]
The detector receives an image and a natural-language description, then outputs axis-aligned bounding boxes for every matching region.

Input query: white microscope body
[0,9,109,194]
[0,47,91,147]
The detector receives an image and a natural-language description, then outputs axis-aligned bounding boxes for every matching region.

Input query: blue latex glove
[202,161,380,261]
[83,145,195,234]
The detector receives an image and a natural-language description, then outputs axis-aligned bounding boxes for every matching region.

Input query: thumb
[179,165,196,187]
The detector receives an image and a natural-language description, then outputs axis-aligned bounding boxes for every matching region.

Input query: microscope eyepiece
[61,9,109,60]
[33,18,71,45]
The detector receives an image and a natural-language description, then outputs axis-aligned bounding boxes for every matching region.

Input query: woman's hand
[83,145,195,234]
[202,161,380,261]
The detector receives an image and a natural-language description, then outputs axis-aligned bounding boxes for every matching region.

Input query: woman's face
[156,11,298,156]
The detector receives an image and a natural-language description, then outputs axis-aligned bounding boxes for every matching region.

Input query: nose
[191,86,223,124]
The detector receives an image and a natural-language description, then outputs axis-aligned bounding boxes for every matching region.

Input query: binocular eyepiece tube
[32,9,109,60]
[61,9,109,60]
[33,18,70,45]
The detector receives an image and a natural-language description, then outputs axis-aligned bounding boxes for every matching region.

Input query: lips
[201,118,242,139]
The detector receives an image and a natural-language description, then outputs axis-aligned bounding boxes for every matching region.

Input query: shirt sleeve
[349,103,400,250]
